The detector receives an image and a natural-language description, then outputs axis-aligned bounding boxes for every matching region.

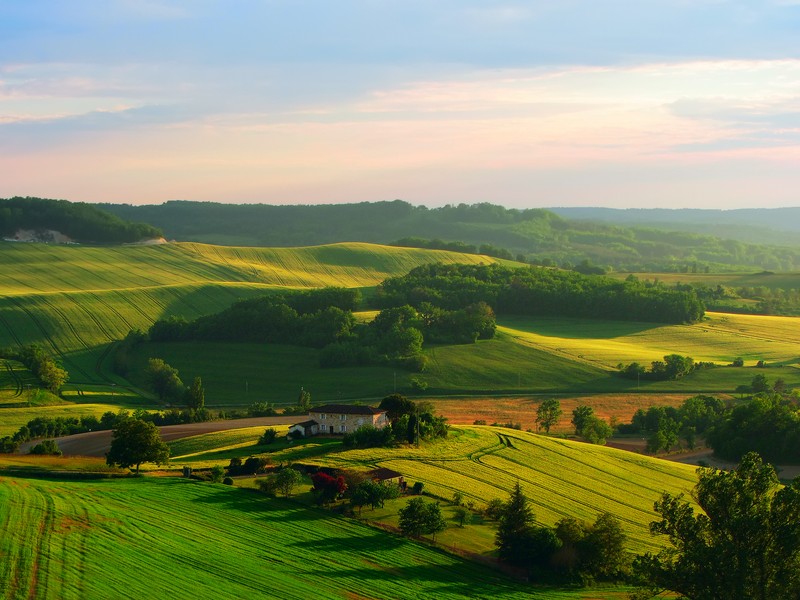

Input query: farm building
[288,404,388,437]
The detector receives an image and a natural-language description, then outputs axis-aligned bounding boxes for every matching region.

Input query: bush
[259,428,277,445]
[222,477,234,485]
[210,465,224,483]
[412,481,424,495]
[410,377,428,392]
[28,439,62,456]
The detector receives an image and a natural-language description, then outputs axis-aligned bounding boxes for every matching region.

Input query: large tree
[495,481,535,566]
[633,452,800,599]
[145,358,184,402]
[536,398,562,434]
[106,418,169,474]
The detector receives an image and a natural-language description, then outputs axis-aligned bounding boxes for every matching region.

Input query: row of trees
[1,345,68,394]
[374,263,705,324]
[618,354,709,381]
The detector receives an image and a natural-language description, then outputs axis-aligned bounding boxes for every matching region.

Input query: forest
[374,263,705,324]
[0,197,162,243]
[101,199,800,272]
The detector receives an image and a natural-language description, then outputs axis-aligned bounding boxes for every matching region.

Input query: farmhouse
[288,404,388,437]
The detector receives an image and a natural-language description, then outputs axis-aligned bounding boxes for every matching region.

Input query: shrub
[210,465,224,483]
[222,477,234,485]
[259,428,277,445]
[29,439,62,456]
[412,481,424,495]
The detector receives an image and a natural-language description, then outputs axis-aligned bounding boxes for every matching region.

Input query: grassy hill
[102,199,800,272]
[122,310,800,407]
[2,475,584,600]
[157,424,698,556]
[0,241,505,379]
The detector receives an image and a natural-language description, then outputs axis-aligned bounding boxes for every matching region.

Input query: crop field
[301,426,697,555]
[0,475,603,600]
[499,312,800,368]
[167,425,290,459]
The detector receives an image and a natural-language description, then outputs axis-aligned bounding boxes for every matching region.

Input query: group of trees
[144,358,207,413]
[571,405,613,445]
[375,263,704,325]
[618,354,710,382]
[620,386,800,461]
[398,498,447,540]
[495,482,627,582]
[0,196,161,243]
[633,453,800,599]
[1,345,68,394]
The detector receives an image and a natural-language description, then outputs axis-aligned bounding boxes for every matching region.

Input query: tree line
[1,345,68,394]
[101,199,800,272]
[146,287,495,372]
[375,263,705,324]
[0,196,162,243]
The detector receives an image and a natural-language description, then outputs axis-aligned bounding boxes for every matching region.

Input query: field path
[19,415,298,457]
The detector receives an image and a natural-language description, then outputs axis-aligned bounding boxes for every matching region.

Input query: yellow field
[500,311,800,368]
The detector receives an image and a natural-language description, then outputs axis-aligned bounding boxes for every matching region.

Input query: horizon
[2,2,799,209]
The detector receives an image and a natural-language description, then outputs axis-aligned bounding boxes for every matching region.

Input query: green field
[122,309,800,407]
[0,241,504,380]
[0,475,611,600]
[171,425,697,555]
[294,426,697,555]
[609,270,800,290]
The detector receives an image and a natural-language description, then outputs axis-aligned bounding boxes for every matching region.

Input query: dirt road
[20,416,299,457]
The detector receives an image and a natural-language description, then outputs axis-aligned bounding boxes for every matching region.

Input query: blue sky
[1,1,799,208]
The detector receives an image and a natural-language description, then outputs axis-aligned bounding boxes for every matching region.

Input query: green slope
[0,241,505,382]
[0,476,593,600]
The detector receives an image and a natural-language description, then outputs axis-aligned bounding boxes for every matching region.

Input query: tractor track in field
[5,361,23,398]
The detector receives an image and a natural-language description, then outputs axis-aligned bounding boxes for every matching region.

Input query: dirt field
[428,394,694,433]
[21,416,298,457]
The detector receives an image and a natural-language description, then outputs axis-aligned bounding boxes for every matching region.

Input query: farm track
[4,362,23,398]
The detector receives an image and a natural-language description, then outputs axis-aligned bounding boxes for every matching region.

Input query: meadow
[0,474,614,600]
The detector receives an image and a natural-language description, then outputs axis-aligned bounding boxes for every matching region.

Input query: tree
[259,428,277,445]
[453,505,470,527]
[536,398,562,433]
[274,467,302,497]
[311,472,347,505]
[582,513,626,579]
[633,453,800,599]
[298,387,311,412]
[495,482,534,566]
[105,418,169,474]
[185,376,205,410]
[399,498,447,540]
[379,393,416,423]
[145,358,184,402]
[571,405,594,436]
[751,373,769,393]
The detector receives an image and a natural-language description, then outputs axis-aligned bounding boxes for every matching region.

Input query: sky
[1,1,799,209]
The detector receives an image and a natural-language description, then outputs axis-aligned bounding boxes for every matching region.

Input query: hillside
[101,199,800,272]
[0,196,161,244]
[0,475,561,600]
[550,206,800,247]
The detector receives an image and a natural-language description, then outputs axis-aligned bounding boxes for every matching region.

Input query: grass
[291,426,698,555]
[608,270,800,290]
[168,425,290,459]
[0,475,609,599]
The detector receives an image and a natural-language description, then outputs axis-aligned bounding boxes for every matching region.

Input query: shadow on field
[499,316,661,339]
[190,484,326,522]
[289,532,405,552]
[297,565,529,597]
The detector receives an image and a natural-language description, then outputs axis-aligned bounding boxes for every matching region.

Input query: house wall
[310,411,388,434]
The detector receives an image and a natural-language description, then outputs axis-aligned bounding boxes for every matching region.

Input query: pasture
[0,475,605,600]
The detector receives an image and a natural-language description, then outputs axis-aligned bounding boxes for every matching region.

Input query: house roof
[310,404,386,416]
[291,420,318,429]
[367,467,403,481]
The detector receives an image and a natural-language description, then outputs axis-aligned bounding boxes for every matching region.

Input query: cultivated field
[0,475,605,600]
[283,426,697,555]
